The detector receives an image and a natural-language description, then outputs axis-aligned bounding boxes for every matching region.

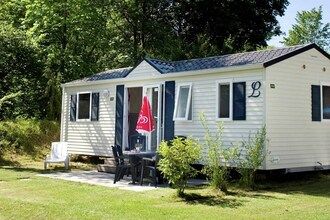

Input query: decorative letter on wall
[248,81,261,98]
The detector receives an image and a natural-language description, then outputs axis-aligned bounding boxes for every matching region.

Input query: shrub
[237,126,267,189]
[199,113,239,192]
[0,119,60,159]
[158,137,201,197]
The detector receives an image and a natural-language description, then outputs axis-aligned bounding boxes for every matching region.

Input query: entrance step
[97,157,116,173]
[104,158,117,166]
[97,164,116,174]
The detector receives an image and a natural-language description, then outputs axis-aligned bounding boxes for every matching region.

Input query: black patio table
[123,150,156,183]
[123,150,156,157]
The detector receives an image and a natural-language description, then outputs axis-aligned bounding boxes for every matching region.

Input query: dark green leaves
[0,0,290,120]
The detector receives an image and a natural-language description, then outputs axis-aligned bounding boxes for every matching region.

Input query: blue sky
[267,0,330,47]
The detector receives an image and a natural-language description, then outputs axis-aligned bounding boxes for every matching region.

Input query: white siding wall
[61,61,163,156]
[265,48,330,169]
[62,84,117,156]
[62,66,265,159]
[174,69,265,161]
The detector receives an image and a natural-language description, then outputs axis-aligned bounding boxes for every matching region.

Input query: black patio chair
[140,154,161,187]
[112,145,132,184]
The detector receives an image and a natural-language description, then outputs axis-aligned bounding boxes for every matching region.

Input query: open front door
[143,84,163,151]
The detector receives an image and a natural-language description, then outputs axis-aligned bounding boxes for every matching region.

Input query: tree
[107,0,290,61]
[166,0,289,57]
[0,0,131,119]
[0,0,289,120]
[21,0,117,119]
[0,25,45,119]
[108,0,183,63]
[283,6,330,51]
[0,0,27,28]
[0,92,22,109]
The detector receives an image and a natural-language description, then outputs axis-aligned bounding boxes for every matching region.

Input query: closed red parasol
[136,96,155,133]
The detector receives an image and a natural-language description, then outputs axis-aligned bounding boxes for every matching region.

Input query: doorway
[126,87,143,150]
[124,85,163,152]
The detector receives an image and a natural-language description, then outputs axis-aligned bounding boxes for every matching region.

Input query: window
[174,84,192,120]
[217,81,232,120]
[78,93,91,120]
[216,81,246,121]
[219,84,231,118]
[70,92,99,122]
[322,85,330,119]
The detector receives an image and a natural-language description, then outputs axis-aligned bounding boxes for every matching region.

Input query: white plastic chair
[44,142,69,170]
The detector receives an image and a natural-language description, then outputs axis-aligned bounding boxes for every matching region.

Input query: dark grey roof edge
[263,43,330,67]
[119,66,134,77]
[145,44,313,67]
[145,44,318,74]
[66,66,133,84]
[66,43,329,86]
[144,44,326,74]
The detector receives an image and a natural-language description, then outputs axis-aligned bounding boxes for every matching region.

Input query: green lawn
[0,160,329,220]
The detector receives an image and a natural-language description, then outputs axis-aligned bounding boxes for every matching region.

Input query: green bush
[237,126,267,189]
[199,113,239,192]
[0,119,60,158]
[158,137,201,197]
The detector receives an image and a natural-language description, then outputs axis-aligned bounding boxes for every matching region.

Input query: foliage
[158,137,201,196]
[167,0,289,55]
[22,0,118,119]
[0,92,22,109]
[0,25,45,120]
[283,6,330,51]
[199,113,239,192]
[0,0,289,120]
[237,126,267,189]
[0,120,60,159]
[26,0,119,78]
[0,0,124,119]
[108,0,183,63]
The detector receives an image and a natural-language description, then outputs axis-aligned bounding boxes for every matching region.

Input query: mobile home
[61,43,330,172]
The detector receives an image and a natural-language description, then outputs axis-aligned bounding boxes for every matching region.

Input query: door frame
[143,84,163,150]
[123,84,164,151]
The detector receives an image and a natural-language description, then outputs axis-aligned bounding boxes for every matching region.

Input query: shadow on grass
[266,181,330,198]
[257,171,330,198]
[1,166,70,175]
[223,190,278,200]
[173,183,287,208]
[0,158,21,167]
[181,192,242,208]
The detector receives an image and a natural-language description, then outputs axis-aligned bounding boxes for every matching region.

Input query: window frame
[76,92,92,122]
[173,83,193,121]
[216,79,233,121]
[321,82,330,122]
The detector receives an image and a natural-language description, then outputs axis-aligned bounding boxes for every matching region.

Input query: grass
[0,157,329,220]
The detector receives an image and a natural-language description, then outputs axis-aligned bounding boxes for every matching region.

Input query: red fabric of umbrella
[136,96,155,133]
